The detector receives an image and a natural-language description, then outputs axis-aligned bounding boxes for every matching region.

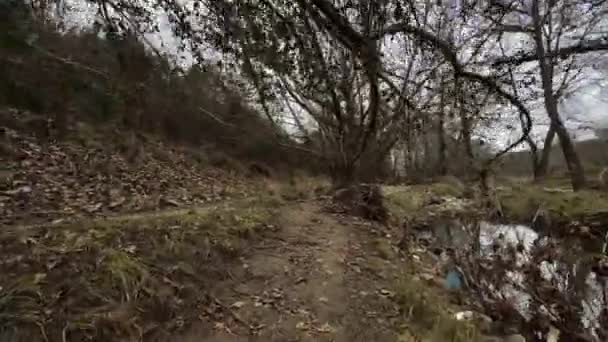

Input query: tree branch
[490,38,608,66]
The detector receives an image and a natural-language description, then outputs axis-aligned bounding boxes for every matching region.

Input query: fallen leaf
[46,258,60,270]
[159,197,180,207]
[271,288,283,299]
[33,272,47,284]
[4,185,32,196]
[109,197,126,209]
[86,202,103,213]
[213,322,234,334]
[379,289,395,298]
[124,245,137,254]
[230,301,246,309]
[316,323,335,333]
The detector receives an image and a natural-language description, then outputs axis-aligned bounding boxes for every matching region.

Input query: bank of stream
[383,182,608,341]
[408,215,608,341]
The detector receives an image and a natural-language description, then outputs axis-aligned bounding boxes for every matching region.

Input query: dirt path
[181,201,404,342]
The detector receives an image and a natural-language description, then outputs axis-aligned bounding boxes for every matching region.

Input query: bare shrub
[0,13,310,174]
[454,225,608,341]
[332,184,388,223]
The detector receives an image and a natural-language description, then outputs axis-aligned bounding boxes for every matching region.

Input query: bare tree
[28,0,608,187]
[199,0,450,185]
[484,0,608,189]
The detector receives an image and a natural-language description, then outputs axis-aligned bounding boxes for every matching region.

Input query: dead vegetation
[0,110,262,225]
[2,2,608,342]
[330,184,389,223]
[0,197,280,342]
[383,181,479,223]
[394,274,483,342]
[498,182,608,224]
[0,10,317,180]
[453,228,608,341]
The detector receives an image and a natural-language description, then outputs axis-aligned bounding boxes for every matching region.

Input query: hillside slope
[0,108,257,226]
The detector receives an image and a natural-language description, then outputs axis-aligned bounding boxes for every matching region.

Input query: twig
[27,42,109,80]
[602,229,608,255]
[0,55,26,66]
[37,322,49,342]
[211,297,251,329]
[198,107,235,127]
[62,324,68,342]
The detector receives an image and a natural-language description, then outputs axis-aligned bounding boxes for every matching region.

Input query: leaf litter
[0,197,279,342]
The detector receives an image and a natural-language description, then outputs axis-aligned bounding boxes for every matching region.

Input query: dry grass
[371,238,396,260]
[383,181,469,223]
[0,197,280,342]
[498,182,608,222]
[394,274,482,342]
[386,177,608,227]
[278,174,331,201]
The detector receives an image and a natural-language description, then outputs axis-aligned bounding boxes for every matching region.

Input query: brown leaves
[0,123,251,225]
[329,184,389,223]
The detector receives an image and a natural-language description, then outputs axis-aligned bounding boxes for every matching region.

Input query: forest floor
[177,200,407,342]
[0,111,478,342]
[3,113,608,342]
[3,173,608,342]
[1,191,480,342]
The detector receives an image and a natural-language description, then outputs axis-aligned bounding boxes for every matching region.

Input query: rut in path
[181,201,404,342]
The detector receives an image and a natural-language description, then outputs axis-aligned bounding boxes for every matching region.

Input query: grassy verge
[384,177,608,226]
[498,183,608,223]
[362,229,482,342]
[394,274,482,342]
[0,196,280,342]
[260,174,330,201]
[383,180,469,224]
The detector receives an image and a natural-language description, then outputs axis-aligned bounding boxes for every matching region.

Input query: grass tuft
[394,274,482,342]
[279,175,330,201]
[499,183,608,222]
[0,196,281,341]
[102,249,149,302]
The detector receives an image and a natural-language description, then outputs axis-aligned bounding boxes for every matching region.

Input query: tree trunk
[438,110,447,176]
[460,111,475,180]
[330,159,357,188]
[553,115,586,190]
[422,117,431,173]
[456,77,475,177]
[534,125,556,180]
[532,0,586,190]
[437,77,448,176]
[405,119,414,176]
